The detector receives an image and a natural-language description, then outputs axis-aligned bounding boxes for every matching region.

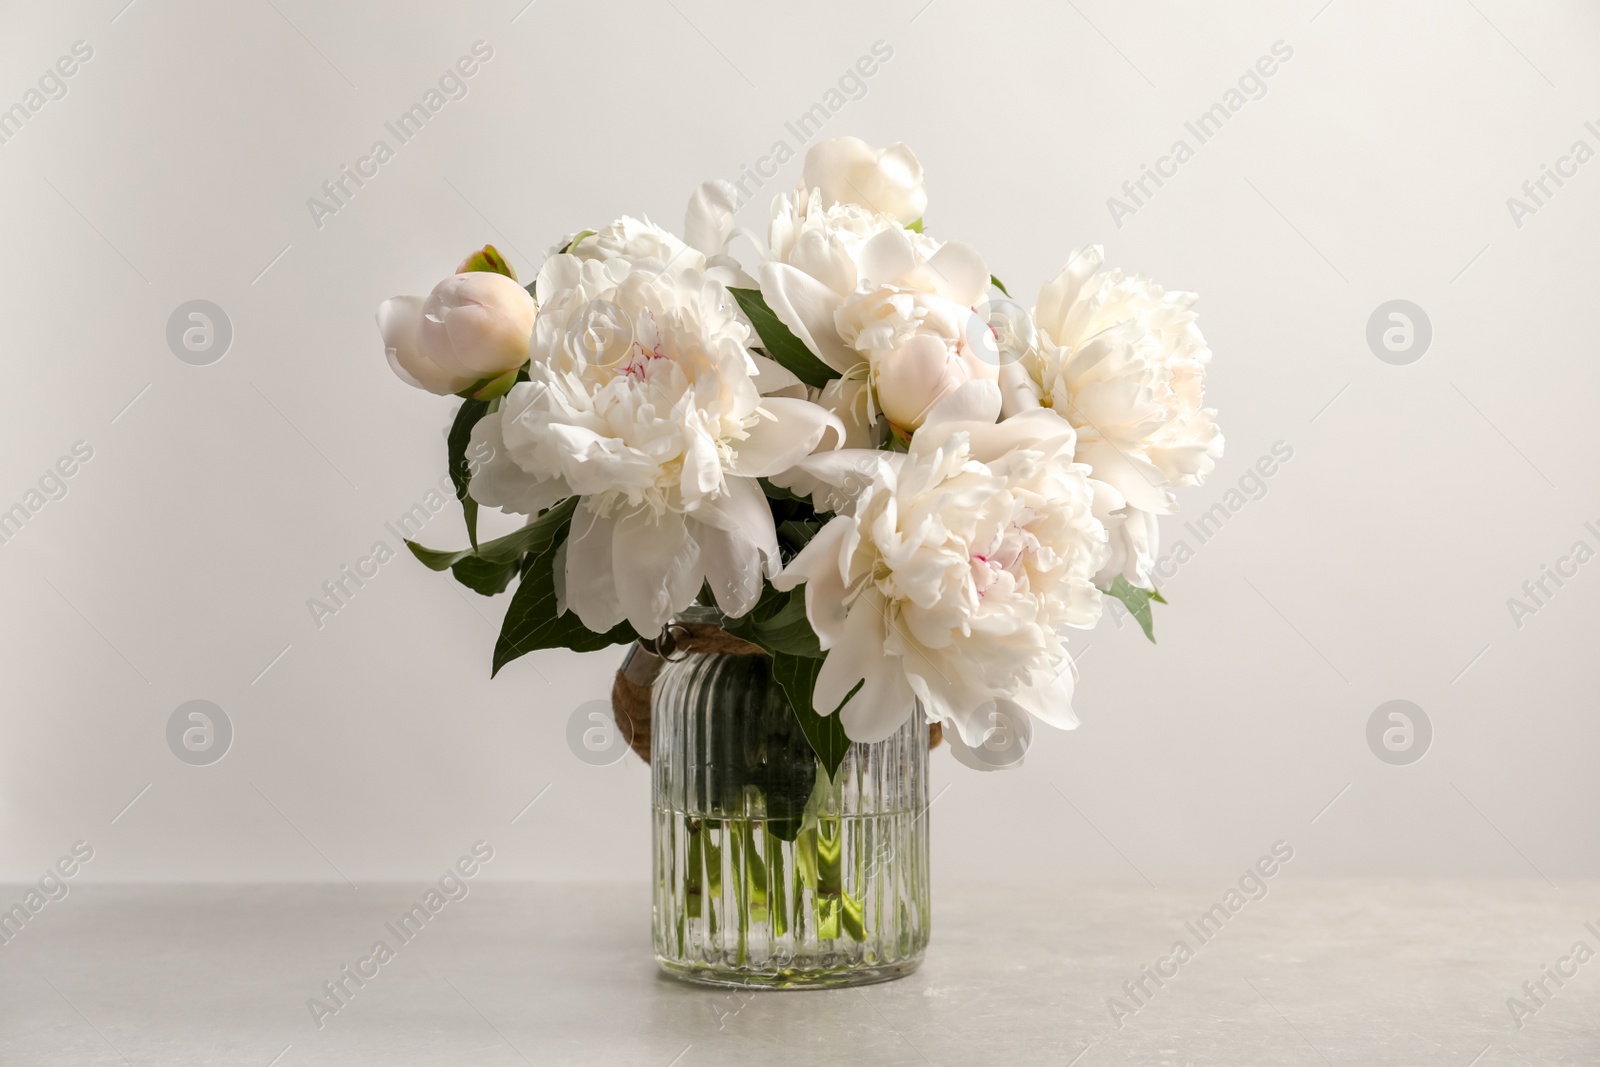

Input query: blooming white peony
[468,250,840,637]
[761,224,995,445]
[838,282,996,433]
[569,214,703,273]
[770,381,1106,753]
[769,185,938,299]
[378,271,537,395]
[1017,246,1224,588]
[802,136,928,225]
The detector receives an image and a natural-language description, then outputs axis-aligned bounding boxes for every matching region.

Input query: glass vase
[650,640,931,988]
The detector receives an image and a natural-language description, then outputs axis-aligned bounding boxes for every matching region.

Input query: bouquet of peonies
[378,136,1222,771]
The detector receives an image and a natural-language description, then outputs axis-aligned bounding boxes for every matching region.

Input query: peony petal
[997,357,1043,420]
[691,517,766,618]
[926,241,989,307]
[749,354,805,398]
[378,295,475,395]
[468,412,573,515]
[693,476,780,572]
[1034,246,1104,344]
[772,514,858,648]
[950,407,1077,465]
[1074,437,1173,515]
[534,253,584,303]
[920,379,1002,429]
[418,273,537,378]
[612,506,701,638]
[563,504,625,633]
[813,597,918,742]
[757,262,858,373]
[1011,665,1080,732]
[766,449,894,515]
[857,227,918,289]
[944,699,1035,771]
[685,179,737,256]
[816,377,878,448]
[729,398,843,478]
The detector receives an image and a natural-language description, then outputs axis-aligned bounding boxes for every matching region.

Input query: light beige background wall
[1,0,1595,884]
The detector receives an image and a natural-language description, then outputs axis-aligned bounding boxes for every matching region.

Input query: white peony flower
[378,272,537,395]
[769,185,938,299]
[771,381,1106,752]
[1022,246,1224,588]
[760,226,995,444]
[838,284,996,432]
[802,136,928,225]
[468,251,840,637]
[569,215,701,271]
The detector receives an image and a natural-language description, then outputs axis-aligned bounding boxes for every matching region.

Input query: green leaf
[777,519,821,555]
[404,540,469,571]
[564,229,597,254]
[457,244,517,281]
[719,583,824,659]
[1150,587,1168,605]
[1107,575,1160,643]
[404,498,577,595]
[475,497,578,564]
[450,554,519,596]
[772,651,857,780]
[758,477,806,503]
[756,589,823,657]
[493,539,636,675]
[905,217,924,234]
[446,398,490,549]
[471,366,522,401]
[989,274,1011,297]
[729,287,840,390]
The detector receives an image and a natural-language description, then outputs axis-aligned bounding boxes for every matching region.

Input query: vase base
[656,955,924,990]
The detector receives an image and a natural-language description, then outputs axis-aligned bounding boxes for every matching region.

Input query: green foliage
[457,244,517,281]
[728,287,840,389]
[1107,575,1166,643]
[492,514,637,675]
[772,653,858,780]
[720,584,823,659]
[989,273,1011,297]
[445,398,489,548]
[405,498,577,572]
[448,554,519,596]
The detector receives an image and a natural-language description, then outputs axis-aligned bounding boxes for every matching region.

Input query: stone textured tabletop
[2,880,1597,1065]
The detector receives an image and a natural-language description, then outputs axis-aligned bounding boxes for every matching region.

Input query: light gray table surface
[2,880,1596,1065]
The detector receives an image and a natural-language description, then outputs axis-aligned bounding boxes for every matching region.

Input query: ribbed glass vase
[651,643,931,988]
